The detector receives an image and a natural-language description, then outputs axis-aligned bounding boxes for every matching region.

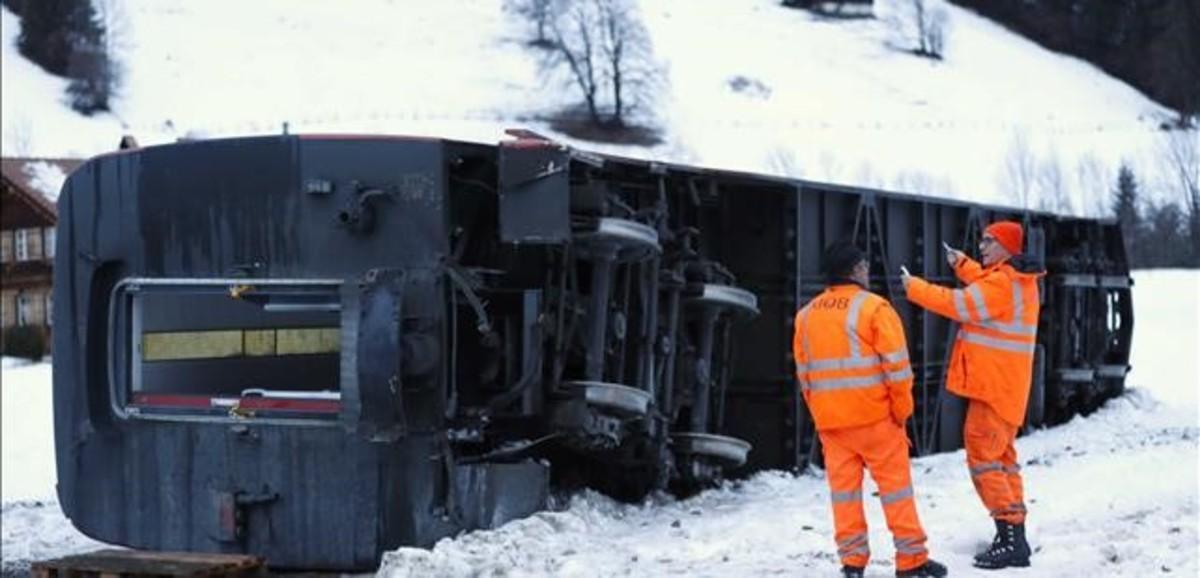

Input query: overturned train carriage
[53,135,1132,570]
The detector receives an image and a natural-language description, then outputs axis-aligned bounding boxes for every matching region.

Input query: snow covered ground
[2,0,1194,210]
[2,0,1198,574]
[1,362,110,577]
[2,271,1196,577]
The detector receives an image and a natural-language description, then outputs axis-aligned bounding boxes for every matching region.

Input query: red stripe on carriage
[131,394,340,413]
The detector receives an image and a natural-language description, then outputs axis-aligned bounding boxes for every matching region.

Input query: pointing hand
[948,250,967,268]
[942,242,965,268]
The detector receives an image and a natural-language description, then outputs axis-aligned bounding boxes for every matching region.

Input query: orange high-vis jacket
[793,284,915,431]
[905,256,1042,426]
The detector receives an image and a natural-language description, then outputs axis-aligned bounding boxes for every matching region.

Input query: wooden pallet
[31,549,265,578]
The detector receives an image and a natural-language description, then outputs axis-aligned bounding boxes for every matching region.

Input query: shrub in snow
[728,75,772,99]
[782,0,875,20]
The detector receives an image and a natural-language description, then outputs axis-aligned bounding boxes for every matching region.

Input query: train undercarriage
[52,133,1131,569]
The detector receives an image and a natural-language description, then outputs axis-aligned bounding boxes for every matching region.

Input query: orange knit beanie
[985,221,1023,255]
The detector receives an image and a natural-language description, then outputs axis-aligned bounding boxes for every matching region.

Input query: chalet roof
[1,157,84,221]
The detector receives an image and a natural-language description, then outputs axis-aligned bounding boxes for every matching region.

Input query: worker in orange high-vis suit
[901,221,1042,570]
[794,242,948,578]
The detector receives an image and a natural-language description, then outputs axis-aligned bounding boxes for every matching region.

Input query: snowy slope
[2,0,1194,210]
[2,271,1196,577]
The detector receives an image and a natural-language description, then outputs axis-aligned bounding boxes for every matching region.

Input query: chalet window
[1,230,11,263]
[0,291,12,327]
[44,228,56,259]
[15,229,29,261]
[16,293,30,327]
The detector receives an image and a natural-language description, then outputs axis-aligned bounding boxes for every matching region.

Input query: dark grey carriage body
[52,135,1131,570]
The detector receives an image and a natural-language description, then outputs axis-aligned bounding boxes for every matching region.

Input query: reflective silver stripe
[967,284,990,320]
[808,373,886,392]
[846,291,870,358]
[894,536,928,555]
[1003,464,1021,474]
[1012,279,1023,320]
[885,367,913,382]
[953,289,970,321]
[837,533,870,557]
[840,544,869,557]
[977,319,1039,336]
[831,489,862,503]
[796,373,809,390]
[798,306,813,391]
[880,349,909,364]
[974,281,1038,336]
[807,355,883,371]
[880,486,914,505]
[961,331,1036,354]
[800,291,889,381]
[838,533,868,548]
[971,461,1004,476]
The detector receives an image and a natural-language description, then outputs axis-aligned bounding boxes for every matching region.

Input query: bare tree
[545,0,660,128]
[766,148,804,178]
[893,170,956,198]
[1162,130,1200,260]
[4,114,34,156]
[893,170,933,195]
[1074,153,1110,217]
[854,161,886,189]
[885,0,950,60]
[507,0,560,47]
[1036,153,1072,215]
[999,129,1037,209]
[95,0,131,60]
[596,0,649,125]
[922,1,949,58]
[549,1,602,124]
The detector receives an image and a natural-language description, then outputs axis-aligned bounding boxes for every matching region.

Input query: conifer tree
[16,0,112,113]
[1112,164,1142,265]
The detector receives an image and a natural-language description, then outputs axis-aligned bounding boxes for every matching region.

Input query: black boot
[841,565,865,578]
[896,559,948,577]
[974,520,1031,569]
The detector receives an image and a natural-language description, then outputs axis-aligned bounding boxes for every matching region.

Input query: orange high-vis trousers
[819,418,930,571]
[964,400,1027,524]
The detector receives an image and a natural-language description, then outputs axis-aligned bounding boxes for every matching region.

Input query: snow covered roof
[0,157,83,219]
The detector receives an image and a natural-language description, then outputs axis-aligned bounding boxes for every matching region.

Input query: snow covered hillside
[2,271,1196,577]
[2,0,1194,210]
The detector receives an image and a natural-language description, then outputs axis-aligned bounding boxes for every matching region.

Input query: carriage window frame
[108,277,348,424]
